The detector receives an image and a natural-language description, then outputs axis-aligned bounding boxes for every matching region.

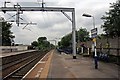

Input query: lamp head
[82,13,92,17]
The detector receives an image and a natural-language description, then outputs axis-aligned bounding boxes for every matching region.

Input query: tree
[101,0,120,37]
[58,41,61,47]
[77,28,90,42]
[60,33,72,48]
[38,37,47,42]
[0,17,15,46]
[59,28,90,48]
[31,41,38,48]
[31,37,53,50]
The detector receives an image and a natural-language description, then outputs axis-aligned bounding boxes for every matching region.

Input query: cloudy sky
[0,0,117,45]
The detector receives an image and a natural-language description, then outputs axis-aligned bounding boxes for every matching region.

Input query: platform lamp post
[82,13,98,69]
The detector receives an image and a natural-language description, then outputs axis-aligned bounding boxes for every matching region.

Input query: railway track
[1,51,48,80]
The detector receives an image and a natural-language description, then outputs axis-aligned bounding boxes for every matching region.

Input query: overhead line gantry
[0,2,77,59]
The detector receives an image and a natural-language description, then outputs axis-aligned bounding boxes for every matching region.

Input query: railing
[80,47,120,65]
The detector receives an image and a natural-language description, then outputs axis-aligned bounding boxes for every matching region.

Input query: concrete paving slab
[48,50,119,80]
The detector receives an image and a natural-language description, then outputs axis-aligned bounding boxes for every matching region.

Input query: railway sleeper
[14,73,25,76]
[3,53,46,80]
[10,76,23,80]
[2,53,40,70]
[15,70,29,76]
[11,75,23,78]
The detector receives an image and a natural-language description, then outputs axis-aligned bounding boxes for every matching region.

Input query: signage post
[91,28,98,69]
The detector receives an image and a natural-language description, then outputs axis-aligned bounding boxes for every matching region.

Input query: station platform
[0,50,36,57]
[24,50,119,80]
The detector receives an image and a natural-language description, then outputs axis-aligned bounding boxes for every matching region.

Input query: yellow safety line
[39,50,54,79]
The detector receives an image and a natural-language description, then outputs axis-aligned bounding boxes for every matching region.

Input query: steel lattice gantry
[0,6,77,59]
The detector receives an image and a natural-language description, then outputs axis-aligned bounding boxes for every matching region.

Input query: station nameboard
[91,28,97,38]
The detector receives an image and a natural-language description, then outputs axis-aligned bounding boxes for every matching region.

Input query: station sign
[91,28,97,38]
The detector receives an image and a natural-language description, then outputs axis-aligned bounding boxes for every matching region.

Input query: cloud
[0,0,117,45]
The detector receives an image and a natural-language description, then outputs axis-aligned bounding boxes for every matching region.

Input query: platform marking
[38,61,46,63]
[40,50,54,78]
[22,50,53,79]
[35,68,44,78]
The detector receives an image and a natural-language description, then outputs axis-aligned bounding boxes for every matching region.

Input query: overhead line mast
[0,1,77,59]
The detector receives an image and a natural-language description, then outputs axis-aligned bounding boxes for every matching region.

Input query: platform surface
[47,50,119,79]
[0,50,36,57]
[23,50,119,80]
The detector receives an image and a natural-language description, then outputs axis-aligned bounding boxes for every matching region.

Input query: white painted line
[0,56,3,57]
[40,68,43,70]
[38,68,43,73]
[35,68,45,78]
[64,67,68,68]
[38,61,46,63]
[35,74,40,78]
[38,70,41,73]
[21,50,53,80]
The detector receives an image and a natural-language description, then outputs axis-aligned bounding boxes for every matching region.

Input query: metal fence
[80,37,120,65]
